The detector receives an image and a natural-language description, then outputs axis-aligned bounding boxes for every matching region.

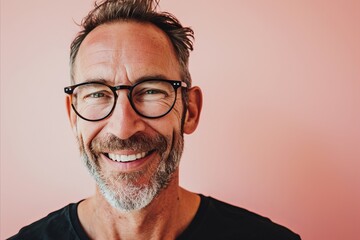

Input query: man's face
[70,22,185,211]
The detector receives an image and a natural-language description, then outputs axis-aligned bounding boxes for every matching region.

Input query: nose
[103,91,146,139]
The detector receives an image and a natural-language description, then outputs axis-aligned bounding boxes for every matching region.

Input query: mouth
[104,151,153,163]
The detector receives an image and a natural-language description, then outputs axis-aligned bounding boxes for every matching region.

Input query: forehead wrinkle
[77,44,127,84]
[82,22,174,62]
[75,21,181,85]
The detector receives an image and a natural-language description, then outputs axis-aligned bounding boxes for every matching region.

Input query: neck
[78,172,200,240]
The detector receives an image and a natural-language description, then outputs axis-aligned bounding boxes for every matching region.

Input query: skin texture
[66,21,202,239]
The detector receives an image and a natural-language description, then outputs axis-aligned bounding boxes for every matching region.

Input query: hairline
[70,19,189,86]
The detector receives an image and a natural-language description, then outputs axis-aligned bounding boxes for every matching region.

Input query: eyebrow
[134,74,171,83]
[82,74,173,86]
[82,78,110,84]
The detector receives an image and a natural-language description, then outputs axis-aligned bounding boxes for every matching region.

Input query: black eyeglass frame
[64,79,188,122]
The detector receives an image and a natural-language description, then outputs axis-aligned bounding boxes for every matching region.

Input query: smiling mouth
[104,151,153,163]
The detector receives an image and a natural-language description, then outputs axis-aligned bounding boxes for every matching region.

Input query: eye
[82,90,113,103]
[131,80,174,103]
[144,89,165,95]
[89,92,106,98]
[135,88,168,99]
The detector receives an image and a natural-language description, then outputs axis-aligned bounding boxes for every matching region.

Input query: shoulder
[180,195,301,240]
[8,202,82,240]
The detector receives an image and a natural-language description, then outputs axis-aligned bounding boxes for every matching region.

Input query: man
[10,0,300,239]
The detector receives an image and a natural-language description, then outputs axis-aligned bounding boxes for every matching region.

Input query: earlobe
[183,86,203,134]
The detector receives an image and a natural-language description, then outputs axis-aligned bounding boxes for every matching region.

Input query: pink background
[1,0,359,239]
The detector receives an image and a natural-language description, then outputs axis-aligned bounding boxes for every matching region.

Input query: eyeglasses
[64,79,188,122]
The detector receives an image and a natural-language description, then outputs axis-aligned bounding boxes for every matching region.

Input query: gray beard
[79,132,184,212]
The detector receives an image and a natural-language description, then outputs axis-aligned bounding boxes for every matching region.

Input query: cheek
[173,99,186,133]
[76,120,105,149]
[171,97,185,123]
[153,102,183,134]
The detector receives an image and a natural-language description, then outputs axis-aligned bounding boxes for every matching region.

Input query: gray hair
[70,0,194,89]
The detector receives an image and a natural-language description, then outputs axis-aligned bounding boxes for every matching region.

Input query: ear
[66,96,78,135]
[183,86,203,134]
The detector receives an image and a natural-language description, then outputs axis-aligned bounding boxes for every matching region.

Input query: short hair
[70,0,194,89]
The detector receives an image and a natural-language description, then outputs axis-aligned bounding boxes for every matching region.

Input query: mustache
[90,133,168,154]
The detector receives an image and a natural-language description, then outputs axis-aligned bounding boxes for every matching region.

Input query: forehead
[74,21,180,83]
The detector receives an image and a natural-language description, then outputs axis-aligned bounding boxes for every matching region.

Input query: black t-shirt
[9,195,301,240]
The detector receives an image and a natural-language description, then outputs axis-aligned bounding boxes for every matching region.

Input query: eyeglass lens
[71,80,178,121]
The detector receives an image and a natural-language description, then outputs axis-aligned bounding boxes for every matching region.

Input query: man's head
[65,0,202,212]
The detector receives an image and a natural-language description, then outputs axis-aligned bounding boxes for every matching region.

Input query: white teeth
[108,152,147,163]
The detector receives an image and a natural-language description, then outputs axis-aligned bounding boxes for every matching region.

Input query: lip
[101,150,156,172]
